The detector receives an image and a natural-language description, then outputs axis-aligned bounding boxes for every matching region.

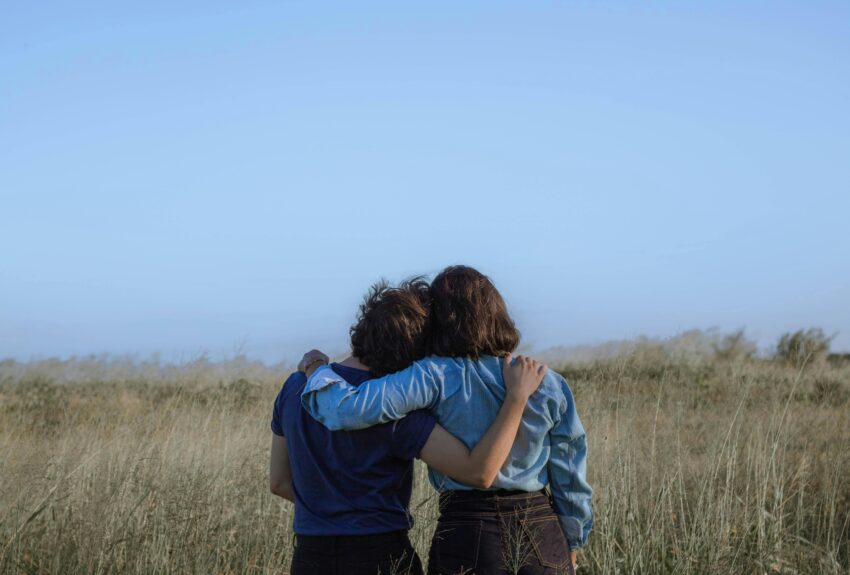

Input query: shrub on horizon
[712,329,757,362]
[775,327,832,367]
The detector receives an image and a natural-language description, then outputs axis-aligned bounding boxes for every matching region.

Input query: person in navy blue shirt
[269,278,548,575]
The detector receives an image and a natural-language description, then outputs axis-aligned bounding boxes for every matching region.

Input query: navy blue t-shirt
[271,363,437,535]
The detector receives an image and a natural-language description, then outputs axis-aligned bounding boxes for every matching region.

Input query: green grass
[1,355,848,574]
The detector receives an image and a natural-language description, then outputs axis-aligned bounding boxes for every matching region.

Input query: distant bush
[540,328,762,368]
[711,329,756,361]
[776,328,833,367]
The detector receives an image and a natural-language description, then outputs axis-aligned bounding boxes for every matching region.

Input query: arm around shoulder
[300,361,443,430]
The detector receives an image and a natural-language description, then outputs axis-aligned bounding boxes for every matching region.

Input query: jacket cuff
[558,514,588,550]
[299,365,347,424]
[302,365,343,394]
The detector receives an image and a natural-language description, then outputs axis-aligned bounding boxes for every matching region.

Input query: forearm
[270,480,295,502]
[301,363,439,430]
[552,485,592,550]
[269,435,295,503]
[304,384,387,430]
[548,436,593,549]
[466,394,527,487]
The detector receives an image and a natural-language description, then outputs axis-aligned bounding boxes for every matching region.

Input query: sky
[2,1,849,363]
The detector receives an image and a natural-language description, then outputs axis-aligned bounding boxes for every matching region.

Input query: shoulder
[456,355,509,383]
[278,371,308,403]
[416,355,495,374]
[408,356,467,380]
[414,355,463,369]
[543,368,569,391]
[285,370,308,387]
[540,369,573,413]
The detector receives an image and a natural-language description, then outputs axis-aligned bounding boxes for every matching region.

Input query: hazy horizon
[1,324,845,365]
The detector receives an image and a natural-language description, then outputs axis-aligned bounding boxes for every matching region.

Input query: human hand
[298,350,329,376]
[501,353,547,402]
[570,550,577,572]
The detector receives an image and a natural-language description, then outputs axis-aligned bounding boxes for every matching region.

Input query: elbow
[464,471,496,489]
[478,474,497,489]
[270,480,293,500]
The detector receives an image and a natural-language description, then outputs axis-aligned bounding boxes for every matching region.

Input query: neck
[338,355,371,372]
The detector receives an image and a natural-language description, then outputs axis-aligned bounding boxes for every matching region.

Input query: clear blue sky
[2,1,849,362]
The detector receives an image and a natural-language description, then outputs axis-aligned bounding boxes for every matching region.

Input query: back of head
[429,265,520,358]
[350,277,432,376]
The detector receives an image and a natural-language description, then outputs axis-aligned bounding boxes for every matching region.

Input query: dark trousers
[291,530,424,575]
[428,490,574,575]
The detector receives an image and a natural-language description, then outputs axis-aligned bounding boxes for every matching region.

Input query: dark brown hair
[428,265,520,358]
[350,277,432,376]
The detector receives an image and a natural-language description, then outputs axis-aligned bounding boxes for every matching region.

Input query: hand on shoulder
[298,349,330,376]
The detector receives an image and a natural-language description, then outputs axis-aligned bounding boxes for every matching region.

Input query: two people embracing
[270,265,592,575]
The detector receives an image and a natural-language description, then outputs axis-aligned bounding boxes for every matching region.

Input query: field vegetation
[1,331,848,574]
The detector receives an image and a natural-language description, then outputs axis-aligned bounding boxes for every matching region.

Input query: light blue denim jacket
[301,355,593,549]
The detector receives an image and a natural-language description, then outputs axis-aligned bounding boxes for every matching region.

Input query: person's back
[272,364,435,535]
[405,355,573,493]
[269,279,437,575]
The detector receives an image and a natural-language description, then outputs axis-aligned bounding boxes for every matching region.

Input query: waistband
[439,489,554,518]
[440,488,546,502]
[295,529,410,550]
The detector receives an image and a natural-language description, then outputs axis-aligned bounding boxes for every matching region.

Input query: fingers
[515,356,547,381]
[298,349,329,373]
[504,354,546,376]
[502,353,549,400]
[513,355,537,368]
[501,353,513,379]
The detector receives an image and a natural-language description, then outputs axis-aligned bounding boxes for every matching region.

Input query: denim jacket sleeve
[300,362,442,431]
[547,375,593,550]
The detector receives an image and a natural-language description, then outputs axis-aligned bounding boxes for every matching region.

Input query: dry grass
[1,354,848,574]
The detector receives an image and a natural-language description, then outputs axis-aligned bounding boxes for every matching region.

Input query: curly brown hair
[428,265,520,358]
[349,277,432,376]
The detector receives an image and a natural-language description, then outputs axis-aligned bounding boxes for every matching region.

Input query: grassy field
[1,352,848,574]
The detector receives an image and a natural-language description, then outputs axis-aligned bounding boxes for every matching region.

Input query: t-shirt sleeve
[270,373,305,437]
[389,409,437,460]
